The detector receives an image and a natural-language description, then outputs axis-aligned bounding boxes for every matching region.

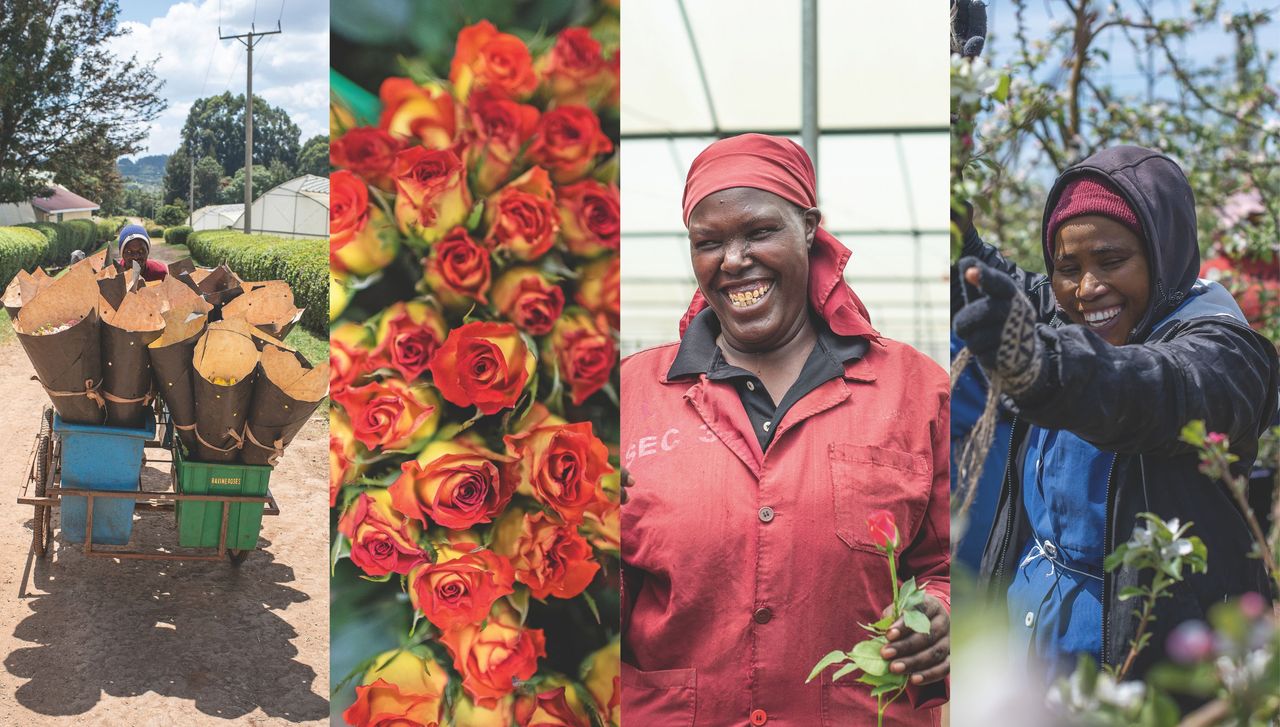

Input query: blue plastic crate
[54,412,155,545]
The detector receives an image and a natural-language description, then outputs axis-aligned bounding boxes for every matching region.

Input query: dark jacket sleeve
[1014,319,1279,456]
[952,221,1058,325]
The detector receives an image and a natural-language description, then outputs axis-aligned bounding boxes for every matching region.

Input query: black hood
[1041,145,1201,343]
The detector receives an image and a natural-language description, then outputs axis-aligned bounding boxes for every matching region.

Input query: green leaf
[830,662,859,682]
[870,682,903,698]
[466,200,485,231]
[806,650,849,683]
[849,638,890,677]
[582,589,602,624]
[993,73,1012,103]
[330,533,350,577]
[1118,586,1146,601]
[903,608,931,635]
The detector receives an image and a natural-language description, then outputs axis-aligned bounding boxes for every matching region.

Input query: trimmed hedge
[95,216,129,243]
[165,225,193,246]
[0,227,53,294]
[147,225,164,239]
[187,230,327,335]
[20,219,98,264]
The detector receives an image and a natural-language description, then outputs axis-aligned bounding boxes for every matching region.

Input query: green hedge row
[165,225,193,246]
[0,226,54,295]
[187,230,327,335]
[96,216,129,243]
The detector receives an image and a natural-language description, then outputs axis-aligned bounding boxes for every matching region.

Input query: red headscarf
[677,133,880,341]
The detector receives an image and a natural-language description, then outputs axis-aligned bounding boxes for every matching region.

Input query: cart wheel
[32,407,53,557]
[227,549,249,566]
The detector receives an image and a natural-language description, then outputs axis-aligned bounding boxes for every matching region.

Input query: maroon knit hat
[1045,176,1143,256]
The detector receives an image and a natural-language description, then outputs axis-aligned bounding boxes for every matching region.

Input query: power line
[221,20,283,234]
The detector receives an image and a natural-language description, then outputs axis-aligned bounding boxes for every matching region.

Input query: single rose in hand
[867,509,898,550]
[337,489,424,577]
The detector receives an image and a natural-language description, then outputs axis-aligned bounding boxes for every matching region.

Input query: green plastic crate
[174,447,273,550]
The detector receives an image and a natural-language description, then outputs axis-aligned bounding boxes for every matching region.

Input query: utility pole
[220,21,281,234]
[188,143,195,228]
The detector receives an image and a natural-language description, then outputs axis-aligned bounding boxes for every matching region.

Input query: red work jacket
[621,337,950,727]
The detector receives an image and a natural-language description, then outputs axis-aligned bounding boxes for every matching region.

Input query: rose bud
[330,322,376,400]
[506,511,599,600]
[450,20,538,102]
[1166,620,1214,664]
[336,488,424,578]
[342,649,449,727]
[331,170,400,276]
[390,438,517,530]
[574,255,619,331]
[483,166,559,261]
[441,603,547,708]
[582,640,621,727]
[527,105,613,184]
[407,541,515,631]
[514,685,593,727]
[393,146,473,248]
[547,311,616,405]
[557,179,619,258]
[329,408,366,508]
[331,126,403,191]
[428,321,536,415]
[505,421,612,524]
[424,227,492,307]
[490,266,565,336]
[378,77,458,150]
[537,27,615,108]
[455,695,516,727]
[867,509,898,550]
[369,300,449,382]
[337,378,441,453]
[463,90,540,196]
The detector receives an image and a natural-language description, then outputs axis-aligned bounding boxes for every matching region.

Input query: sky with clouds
[113,0,328,159]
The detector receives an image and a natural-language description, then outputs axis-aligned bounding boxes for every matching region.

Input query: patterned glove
[953,257,1045,396]
[951,0,987,58]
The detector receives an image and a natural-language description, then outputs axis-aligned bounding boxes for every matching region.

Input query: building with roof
[230,174,329,239]
[30,184,100,223]
[190,203,245,231]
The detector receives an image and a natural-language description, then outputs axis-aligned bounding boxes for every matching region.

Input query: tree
[120,184,161,218]
[297,134,330,177]
[155,202,188,227]
[0,0,165,200]
[219,160,293,205]
[194,156,224,209]
[177,92,302,177]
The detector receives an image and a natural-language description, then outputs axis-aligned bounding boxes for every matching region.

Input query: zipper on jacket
[994,415,1020,581]
[1100,456,1118,667]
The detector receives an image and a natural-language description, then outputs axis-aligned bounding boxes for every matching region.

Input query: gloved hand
[951,0,987,58]
[954,257,1045,396]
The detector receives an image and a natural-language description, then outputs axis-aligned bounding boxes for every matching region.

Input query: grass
[0,307,12,346]
[284,324,329,368]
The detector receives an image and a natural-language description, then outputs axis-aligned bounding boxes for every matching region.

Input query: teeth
[728,283,771,307]
[1084,306,1122,326]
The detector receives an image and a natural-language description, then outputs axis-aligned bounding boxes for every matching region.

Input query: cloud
[112,0,328,157]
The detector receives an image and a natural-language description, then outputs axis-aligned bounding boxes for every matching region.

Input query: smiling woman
[621,134,951,726]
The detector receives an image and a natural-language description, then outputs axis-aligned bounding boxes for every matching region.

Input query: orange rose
[489,266,565,336]
[547,311,616,405]
[463,91,540,195]
[507,511,599,600]
[537,27,615,108]
[331,126,403,191]
[482,166,559,261]
[337,378,441,452]
[331,322,376,399]
[390,439,516,530]
[393,147,473,247]
[332,170,400,276]
[582,641,621,727]
[378,77,458,149]
[424,227,492,306]
[574,255,619,331]
[370,301,449,382]
[514,686,592,727]
[343,649,449,727]
[582,479,620,554]
[428,321,535,415]
[330,409,366,508]
[556,180,618,258]
[407,541,515,631]
[337,489,424,577]
[504,421,611,524]
[441,603,546,708]
[455,695,515,727]
[450,20,537,102]
[527,106,612,184]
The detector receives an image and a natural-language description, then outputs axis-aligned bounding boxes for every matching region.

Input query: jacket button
[750,708,768,725]
[1025,611,1035,627]
[758,506,775,522]
[746,380,756,391]
[753,607,773,624]
[762,420,771,432]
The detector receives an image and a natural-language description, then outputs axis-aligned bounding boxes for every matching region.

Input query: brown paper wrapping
[101,291,165,428]
[5,268,52,319]
[191,319,260,462]
[14,264,104,424]
[242,345,329,465]
[193,265,244,308]
[222,281,305,340]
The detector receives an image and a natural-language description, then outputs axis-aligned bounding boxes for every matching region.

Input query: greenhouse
[230,174,329,239]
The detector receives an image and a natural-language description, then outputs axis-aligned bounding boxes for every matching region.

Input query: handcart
[16,404,280,564]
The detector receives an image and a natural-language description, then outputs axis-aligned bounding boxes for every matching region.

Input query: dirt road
[0,341,329,726]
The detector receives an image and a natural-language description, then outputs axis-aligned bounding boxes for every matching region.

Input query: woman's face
[121,238,149,269]
[1050,215,1150,345]
[687,187,818,353]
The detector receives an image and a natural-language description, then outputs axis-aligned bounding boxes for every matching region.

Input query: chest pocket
[829,443,931,554]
